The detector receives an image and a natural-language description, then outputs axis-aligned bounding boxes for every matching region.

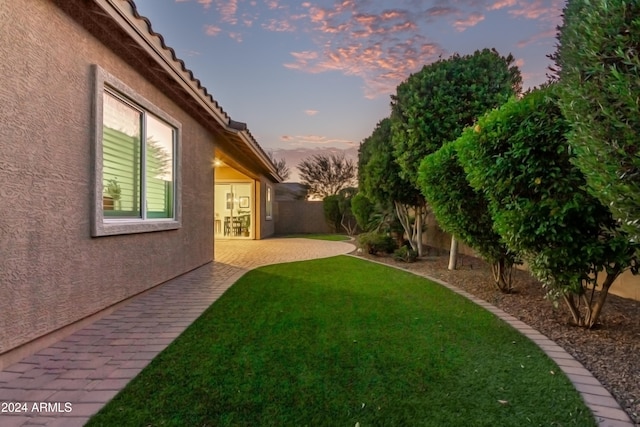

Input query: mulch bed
[356,248,640,425]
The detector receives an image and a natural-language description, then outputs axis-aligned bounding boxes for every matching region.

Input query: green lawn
[87,256,594,427]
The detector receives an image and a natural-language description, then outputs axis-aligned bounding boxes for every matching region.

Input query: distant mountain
[269,146,359,183]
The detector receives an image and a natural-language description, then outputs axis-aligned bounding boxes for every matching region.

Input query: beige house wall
[0,0,216,355]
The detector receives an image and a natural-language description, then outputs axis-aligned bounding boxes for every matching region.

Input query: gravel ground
[357,249,640,425]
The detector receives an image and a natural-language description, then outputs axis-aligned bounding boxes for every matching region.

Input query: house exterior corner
[0,0,279,363]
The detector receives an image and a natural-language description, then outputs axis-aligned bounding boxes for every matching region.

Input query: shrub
[458,85,635,328]
[351,192,375,231]
[323,195,341,233]
[357,232,397,255]
[393,246,417,263]
[323,189,359,235]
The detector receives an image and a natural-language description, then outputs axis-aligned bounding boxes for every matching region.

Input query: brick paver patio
[0,237,633,426]
[0,238,354,426]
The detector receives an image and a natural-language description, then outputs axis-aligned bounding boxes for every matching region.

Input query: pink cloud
[380,9,407,20]
[307,6,327,23]
[516,28,557,48]
[283,51,319,70]
[281,135,354,146]
[354,13,378,27]
[215,0,238,24]
[176,0,212,6]
[281,2,450,98]
[262,18,296,32]
[509,1,548,19]
[204,25,222,36]
[508,0,564,21]
[487,0,517,10]
[453,12,485,31]
[279,0,559,98]
[285,35,443,98]
[229,32,243,42]
[304,110,319,116]
[426,6,459,17]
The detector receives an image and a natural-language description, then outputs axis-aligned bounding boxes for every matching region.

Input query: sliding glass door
[214,183,252,239]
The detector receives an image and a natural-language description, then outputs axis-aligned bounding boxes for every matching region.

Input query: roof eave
[92,0,281,181]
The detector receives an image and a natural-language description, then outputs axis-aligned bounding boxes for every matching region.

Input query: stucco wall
[274,201,331,235]
[0,0,215,354]
[422,214,477,257]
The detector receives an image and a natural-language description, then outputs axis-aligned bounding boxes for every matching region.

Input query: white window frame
[91,65,182,237]
[266,184,273,221]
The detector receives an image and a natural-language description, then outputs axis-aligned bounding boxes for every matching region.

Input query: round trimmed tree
[390,48,522,259]
[554,0,640,251]
[418,141,517,292]
[458,86,635,328]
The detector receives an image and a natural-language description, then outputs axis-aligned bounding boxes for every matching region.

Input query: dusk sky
[133,0,565,180]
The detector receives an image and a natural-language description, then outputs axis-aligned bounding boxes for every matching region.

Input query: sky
[133,0,566,181]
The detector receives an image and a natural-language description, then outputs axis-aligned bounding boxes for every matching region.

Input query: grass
[87,256,595,427]
[282,233,351,241]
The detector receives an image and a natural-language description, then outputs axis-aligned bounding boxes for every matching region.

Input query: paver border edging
[348,254,635,427]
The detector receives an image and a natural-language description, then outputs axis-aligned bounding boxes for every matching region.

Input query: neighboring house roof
[54,0,281,182]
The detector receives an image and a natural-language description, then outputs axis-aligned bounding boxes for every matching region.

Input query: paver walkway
[0,238,354,426]
[0,238,634,426]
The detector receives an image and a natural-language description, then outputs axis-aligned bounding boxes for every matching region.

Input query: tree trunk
[491,258,514,293]
[562,293,583,326]
[416,205,423,257]
[340,214,356,236]
[394,201,417,253]
[561,271,618,328]
[584,272,617,329]
[448,236,458,270]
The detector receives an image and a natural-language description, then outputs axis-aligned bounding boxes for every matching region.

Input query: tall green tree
[390,48,522,258]
[554,0,640,251]
[458,86,636,328]
[357,126,399,235]
[419,141,517,292]
[359,118,425,253]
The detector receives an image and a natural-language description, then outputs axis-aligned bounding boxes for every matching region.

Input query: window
[92,66,181,236]
[266,185,273,220]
